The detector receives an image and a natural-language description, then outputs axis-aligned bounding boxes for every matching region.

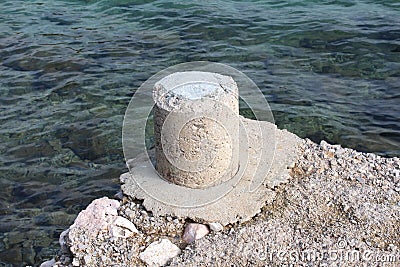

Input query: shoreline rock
[43,137,400,267]
[139,239,181,267]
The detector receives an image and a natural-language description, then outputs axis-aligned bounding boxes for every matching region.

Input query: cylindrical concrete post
[153,71,239,189]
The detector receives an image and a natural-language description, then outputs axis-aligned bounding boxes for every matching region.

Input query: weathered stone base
[121,117,301,226]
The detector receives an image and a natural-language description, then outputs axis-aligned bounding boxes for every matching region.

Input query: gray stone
[114,191,124,200]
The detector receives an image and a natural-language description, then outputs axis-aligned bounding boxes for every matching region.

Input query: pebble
[209,222,223,232]
[83,255,92,265]
[114,191,124,200]
[59,229,69,254]
[109,216,139,238]
[139,239,181,267]
[182,223,210,243]
[72,258,80,266]
[356,176,365,183]
[320,140,329,150]
[39,259,56,267]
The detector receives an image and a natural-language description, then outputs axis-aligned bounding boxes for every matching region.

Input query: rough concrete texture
[153,71,240,188]
[170,139,400,266]
[122,117,301,226]
[48,136,399,267]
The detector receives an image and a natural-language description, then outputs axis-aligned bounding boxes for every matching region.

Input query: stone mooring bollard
[121,63,299,225]
[153,71,240,189]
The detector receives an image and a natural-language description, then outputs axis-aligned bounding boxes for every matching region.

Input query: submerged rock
[54,119,122,162]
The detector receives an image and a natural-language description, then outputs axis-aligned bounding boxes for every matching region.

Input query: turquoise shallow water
[0,0,399,265]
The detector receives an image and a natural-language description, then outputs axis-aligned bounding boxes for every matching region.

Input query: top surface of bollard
[153,71,238,111]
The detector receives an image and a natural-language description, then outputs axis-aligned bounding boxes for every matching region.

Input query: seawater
[0,0,399,265]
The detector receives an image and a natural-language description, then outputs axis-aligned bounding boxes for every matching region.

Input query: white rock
[320,140,329,149]
[114,216,138,232]
[139,239,181,267]
[40,259,56,267]
[72,257,80,266]
[209,222,223,232]
[109,216,139,238]
[84,254,92,264]
[66,197,122,261]
[182,223,209,243]
[70,197,120,235]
